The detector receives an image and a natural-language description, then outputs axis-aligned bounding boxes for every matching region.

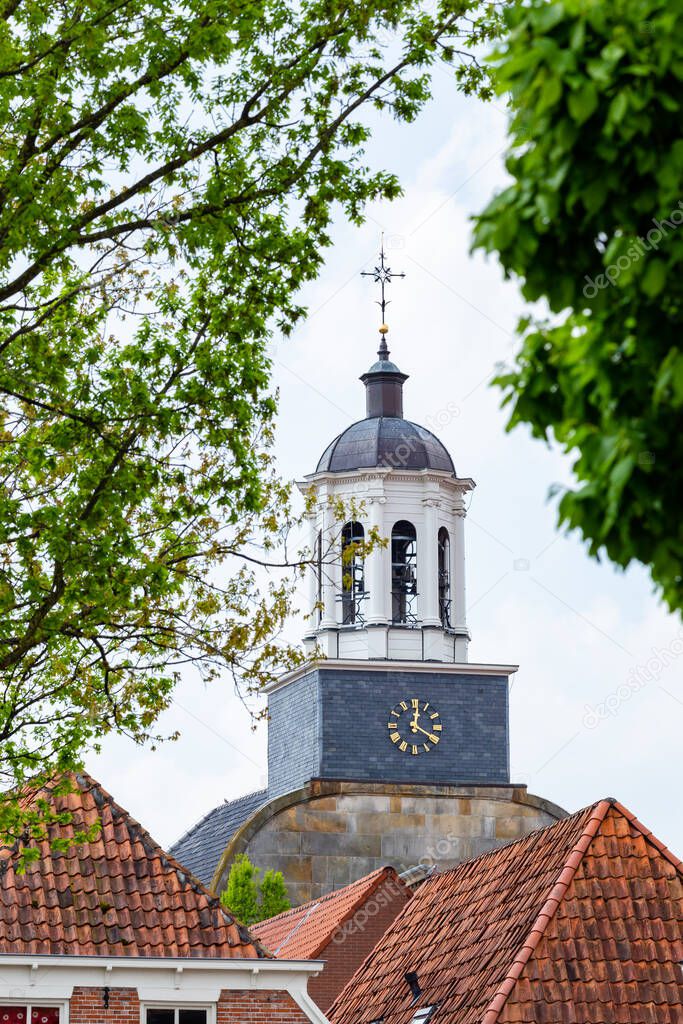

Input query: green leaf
[641,259,668,297]
[472,0,683,615]
[0,0,494,836]
[568,82,598,123]
[608,90,629,125]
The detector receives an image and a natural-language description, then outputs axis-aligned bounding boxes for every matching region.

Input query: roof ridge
[255,866,401,960]
[170,788,268,852]
[1,771,270,959]
[374,415,382,466]
[481,799,613,1024]
[43,772,270,959]
[259,866,392,925]
[610,799,683,875]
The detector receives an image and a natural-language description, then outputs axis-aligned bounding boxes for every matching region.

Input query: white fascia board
[265,659,519,693]
[0,956,325,1010]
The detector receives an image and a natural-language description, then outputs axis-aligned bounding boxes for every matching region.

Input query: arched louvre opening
[391,520,418,624]
[341,521,365,625]
[438,526,451,628]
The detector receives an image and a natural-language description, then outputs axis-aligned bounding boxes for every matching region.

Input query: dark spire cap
[360,334,408,418]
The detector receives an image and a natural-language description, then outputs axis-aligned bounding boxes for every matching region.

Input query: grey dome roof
[365,358,403,374]
[316,416,455,475]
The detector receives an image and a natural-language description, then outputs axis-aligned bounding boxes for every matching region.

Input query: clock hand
[409,707,420,732]
[412,722,436,739]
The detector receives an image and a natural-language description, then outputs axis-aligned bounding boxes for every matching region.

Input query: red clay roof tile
[0,772,267,959]
[328,799,683,1024]
[252,866,411,960]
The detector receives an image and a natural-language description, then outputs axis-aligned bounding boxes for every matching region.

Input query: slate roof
[170,789,267,889]
[0,772,266,958]
[253,866,411,959]
[316,417,455,475]
[328,799,683,1024]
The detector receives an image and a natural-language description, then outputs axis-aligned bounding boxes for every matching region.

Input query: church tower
[265,248,512,800]
[170,249,566,904]
[302,329,472,664]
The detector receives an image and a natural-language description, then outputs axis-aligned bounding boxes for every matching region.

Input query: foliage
[221,853,261,926]
[6,775,101,869]
[0,0,501,833]
[473,0,683,612]
[259,868,292,920]
[220,853,290,925]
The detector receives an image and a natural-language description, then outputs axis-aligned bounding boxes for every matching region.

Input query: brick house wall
[67,988,310,1024]
[217,991,311,1022]
[309,876,412,1012]
[70,988,140,1024]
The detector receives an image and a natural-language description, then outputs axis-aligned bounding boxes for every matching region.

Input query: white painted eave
[0,955,329,1024]
[0,954,323,974]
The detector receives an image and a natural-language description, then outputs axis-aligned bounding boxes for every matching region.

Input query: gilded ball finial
[379,323,389,335]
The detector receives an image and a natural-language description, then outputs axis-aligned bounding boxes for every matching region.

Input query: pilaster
[366,493,388,625]
[420,497,441,626]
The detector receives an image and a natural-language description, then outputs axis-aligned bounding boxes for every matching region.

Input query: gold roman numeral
[430,712,439,720]
[390,732,400,743]
[411,698,419,708]
[411,745,419,755]
[400,701,408,711]
[387,722,398,729]
[399,740,408,752]
[428,733,439,744]
[433,724,442,731]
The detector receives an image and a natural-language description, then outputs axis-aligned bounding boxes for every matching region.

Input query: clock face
[387,697,443,755]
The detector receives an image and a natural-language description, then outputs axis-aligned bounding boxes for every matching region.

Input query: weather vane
[361,235,406,338]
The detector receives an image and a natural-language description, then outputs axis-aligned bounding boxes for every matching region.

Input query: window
[391,520,418,624]
[0,1008,60,1024]
[146,1010,208,1024]
[341,520,365,625]
[437,527,451,628]
[410,1008,436,1024]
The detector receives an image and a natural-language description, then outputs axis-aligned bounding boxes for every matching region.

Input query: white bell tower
[299,326,474,663]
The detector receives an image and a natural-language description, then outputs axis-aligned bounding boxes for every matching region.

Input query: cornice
[297,468,476,491]
[265,658,519,693]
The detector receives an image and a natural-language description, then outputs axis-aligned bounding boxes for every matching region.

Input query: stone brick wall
[268,671,320,799]
[216,779,566,904]
[309,875,412,1011]
[68,988,309,1024]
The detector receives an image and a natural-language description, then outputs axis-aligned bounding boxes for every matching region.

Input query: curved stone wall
[211,779,566,905]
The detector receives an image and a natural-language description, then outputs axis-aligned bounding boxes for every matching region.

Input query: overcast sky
[89,62,683,859]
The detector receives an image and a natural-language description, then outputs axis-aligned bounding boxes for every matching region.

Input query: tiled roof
[0,772,267,958]
[253,866,411,959]
[328,799,683,1024]
[170,789,267,888]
